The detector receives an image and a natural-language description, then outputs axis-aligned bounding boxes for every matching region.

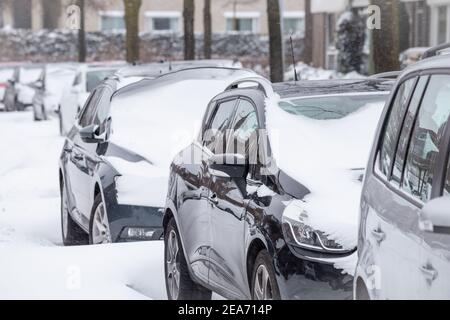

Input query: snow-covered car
[58,63,127,136]
[3,64,44,112]
[163,77,394,300]
[59,67,256,245]
[32,64,78,121]
[0,66,17,106]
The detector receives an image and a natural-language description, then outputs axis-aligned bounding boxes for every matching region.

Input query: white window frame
[283,11,305,36]
[144,11,182,34]
[99,10,125,33]
[224,11,260,34]
[430,3,450,46]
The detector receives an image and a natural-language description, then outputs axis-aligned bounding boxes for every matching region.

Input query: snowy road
[0,112,166,299]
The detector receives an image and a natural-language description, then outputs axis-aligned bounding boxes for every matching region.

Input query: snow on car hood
[265,93,385,250]
[108,73,257,207]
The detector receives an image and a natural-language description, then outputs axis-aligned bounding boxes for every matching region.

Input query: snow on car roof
[272,79,394,99]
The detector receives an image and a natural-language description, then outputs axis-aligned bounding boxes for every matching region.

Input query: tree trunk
[267,0,284,82]
[183,0,195,60]
[203,0,212,59]
[302,0,313,65]
[124,0,142,63]
[77,0,86,63]
[371,0,400,73]
[0,1,4,28]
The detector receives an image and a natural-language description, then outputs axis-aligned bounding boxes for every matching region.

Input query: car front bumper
[275,245,355,300]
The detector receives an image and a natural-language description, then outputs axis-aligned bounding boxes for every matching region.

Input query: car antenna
[290,35,299,82]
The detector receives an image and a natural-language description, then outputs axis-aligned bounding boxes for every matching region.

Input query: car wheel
[61,180,88,246]
[89,194,112,245]
[251,250,281,300]
[58,107,64,136]
[164,218,212,300]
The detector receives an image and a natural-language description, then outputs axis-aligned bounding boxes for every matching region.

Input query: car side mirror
[79,124,105,143]
[419,196,450,234]
[208,154,248,178]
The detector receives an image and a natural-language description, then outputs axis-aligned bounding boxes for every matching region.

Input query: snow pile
[285,62,366,81]
[0,112,166,299]
[265,93,385,251]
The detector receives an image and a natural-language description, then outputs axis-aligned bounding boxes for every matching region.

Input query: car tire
[58,106,64,136]
[164,218,212,300]
[251,250,281,300]
[61,180,88,246]
[89,193,112,245]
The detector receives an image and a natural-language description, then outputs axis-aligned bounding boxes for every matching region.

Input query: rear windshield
[86,69,117,92]
[279,93,388,120]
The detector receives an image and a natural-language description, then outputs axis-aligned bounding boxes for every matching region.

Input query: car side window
[93,86,113,134]
[379,78,416,177]
[227,99,259,163]
[445,160,450,196]
[402,75,450,202]
[78,89,102,128]
[204,99,237,154]
[391,76,429,184]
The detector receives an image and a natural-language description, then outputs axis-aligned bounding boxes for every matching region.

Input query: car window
[78,89,102,128]
[204,99,237,154]
[93,86,113,134]
[402,75,450,202]
[73,72,81,86]
[391,76,429,184]
[86,69,116,92]
[227,99,259,163]
[379,78,416,177]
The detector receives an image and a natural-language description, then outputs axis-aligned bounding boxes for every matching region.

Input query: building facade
[0,0,306,36]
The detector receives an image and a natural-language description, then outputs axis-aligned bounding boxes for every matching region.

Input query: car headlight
[282,200,350,254]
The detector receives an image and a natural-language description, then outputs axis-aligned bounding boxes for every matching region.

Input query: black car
[163,77,394,300]
[59,66,255,246]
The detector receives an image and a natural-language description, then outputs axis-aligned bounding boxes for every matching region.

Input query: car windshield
[279,93,389,120]
[86,69,117,92]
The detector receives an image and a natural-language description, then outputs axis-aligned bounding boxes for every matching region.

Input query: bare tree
[302,0,313,64]
[371,0,400,73]
[203,0,212,59]
[124,0,142,63]
[267,0,284,82]
[76,0,86,63]
[0,0,4,28]
[183,0,195,60]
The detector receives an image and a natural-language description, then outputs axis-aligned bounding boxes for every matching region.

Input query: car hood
[266,93,385,250]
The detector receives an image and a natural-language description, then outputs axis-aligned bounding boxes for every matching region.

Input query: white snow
[0,112,166,299]
[285,62,366,81]
[265,93,386,252]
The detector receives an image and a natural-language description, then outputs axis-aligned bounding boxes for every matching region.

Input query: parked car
[3,64,44,112]
[0,64,19,107]
[59,66,255,246]
[58,63,126,136]
[355,49,450,300]
[163,77,394,300]
[32,64,78,121]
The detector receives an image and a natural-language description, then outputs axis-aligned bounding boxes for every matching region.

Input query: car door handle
[371,229,386,244]
[420,265,438,283]
[209,193,219,205]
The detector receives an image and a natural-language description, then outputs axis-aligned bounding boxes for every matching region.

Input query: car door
[66,88,103,224]
[207,98,259,298]
[176,99,238,284]
[366,76,424,299]
[413,74,450,299]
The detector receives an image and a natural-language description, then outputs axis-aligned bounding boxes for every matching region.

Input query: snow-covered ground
[0,112,166,300]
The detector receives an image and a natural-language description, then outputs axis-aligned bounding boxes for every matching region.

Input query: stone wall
[0,29,304,73]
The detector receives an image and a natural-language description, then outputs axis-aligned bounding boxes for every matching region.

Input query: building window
[145,12,181,33]
[224,12,259,34]
[437,5,448,44]
[283,12,305,36]
[100,11,125,32]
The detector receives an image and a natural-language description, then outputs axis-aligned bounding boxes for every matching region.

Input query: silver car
[355,47,450,300]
